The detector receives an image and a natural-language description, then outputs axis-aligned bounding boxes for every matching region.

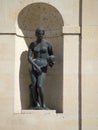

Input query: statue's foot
[42,106,50,110]
[32,106,43,110]
[29,102,41,109]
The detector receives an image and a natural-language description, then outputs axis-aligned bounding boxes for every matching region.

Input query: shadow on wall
[18,2,64,113]
[19,50,31,109]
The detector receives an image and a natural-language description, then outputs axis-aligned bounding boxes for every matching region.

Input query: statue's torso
[30,40,50,68]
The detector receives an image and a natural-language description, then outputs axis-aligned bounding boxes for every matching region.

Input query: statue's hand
[48,55,55,67]
[37,67,42,75]
[49,62,54,67]
[32,59,42,75]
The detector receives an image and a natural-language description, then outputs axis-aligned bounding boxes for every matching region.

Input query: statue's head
[35,27,45,40]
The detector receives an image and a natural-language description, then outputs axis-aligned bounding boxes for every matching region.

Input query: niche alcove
[16,2,64,113]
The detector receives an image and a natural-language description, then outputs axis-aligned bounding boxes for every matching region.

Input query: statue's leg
[37,73,46,108]
[31,72,39,107]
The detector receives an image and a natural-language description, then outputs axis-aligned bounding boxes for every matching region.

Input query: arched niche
[15,2,64,113]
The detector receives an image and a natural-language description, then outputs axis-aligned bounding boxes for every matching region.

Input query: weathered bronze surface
[28,27,55,110]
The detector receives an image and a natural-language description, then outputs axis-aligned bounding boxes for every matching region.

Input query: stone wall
[0,0,98,130]
[82,1,98,129]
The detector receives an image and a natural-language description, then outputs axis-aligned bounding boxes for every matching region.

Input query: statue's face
[37,30,44,40]
[36,28,45,40]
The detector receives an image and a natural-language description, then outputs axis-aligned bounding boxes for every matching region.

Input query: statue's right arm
[28,47,34,65]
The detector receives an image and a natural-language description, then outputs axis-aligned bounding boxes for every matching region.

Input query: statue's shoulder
[29,41,36,49]
[43,39,51,46]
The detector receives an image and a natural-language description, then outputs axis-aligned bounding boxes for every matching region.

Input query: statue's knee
[38,83,42,88]
[37,80,43,88]
[31,80,37,87]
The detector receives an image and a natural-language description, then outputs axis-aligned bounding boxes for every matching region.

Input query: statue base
[30,106,49,110]
[21,109,56,115]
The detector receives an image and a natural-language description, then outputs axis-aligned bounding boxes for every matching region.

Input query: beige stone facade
[0,0,98,130]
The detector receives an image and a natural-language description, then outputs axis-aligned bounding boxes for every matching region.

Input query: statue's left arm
[48,44,55,67]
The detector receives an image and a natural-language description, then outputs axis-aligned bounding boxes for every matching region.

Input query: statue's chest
[34,43,48,55]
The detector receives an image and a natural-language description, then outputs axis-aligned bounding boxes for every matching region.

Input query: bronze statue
[28,27,55,110]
